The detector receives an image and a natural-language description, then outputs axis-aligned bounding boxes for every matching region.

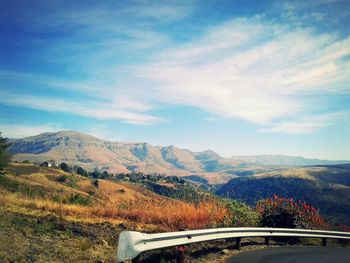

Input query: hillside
[8,131,349,184]
[0,163,255,262]
[216,164,350,225]
[8,131,235,184]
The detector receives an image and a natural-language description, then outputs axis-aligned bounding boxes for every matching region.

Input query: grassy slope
[1,163,348,262]
[216,165,350,225]
[0,164,164,262]
[0,163,236,262]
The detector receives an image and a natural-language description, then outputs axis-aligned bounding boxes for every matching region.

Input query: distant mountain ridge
[229,155,350,166]
[8,131,350,184]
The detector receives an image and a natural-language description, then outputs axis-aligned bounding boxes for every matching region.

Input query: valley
[9,131,349,184]
[2,131,350,262]
[216,164,350,225]
[7,131,350,226]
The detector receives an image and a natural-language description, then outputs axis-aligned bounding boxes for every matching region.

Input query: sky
[0,0,350,159]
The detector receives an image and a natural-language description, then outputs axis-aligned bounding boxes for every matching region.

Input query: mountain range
[8,130,350,184]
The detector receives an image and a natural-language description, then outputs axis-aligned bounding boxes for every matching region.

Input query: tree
[92,179,99,188]
[76,166,87,177]
[0,132,11,171]
[101,170,109,179]
[91,167,101,179]
[59,162,71,172]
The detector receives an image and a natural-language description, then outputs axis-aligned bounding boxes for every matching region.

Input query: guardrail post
[235,237,241,250]
[177,245,185,263]
[322,238,327,246]
[265,237,270,246]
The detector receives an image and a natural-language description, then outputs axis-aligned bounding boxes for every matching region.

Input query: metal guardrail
[116,227,350,262]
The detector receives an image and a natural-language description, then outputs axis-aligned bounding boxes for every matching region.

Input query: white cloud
[1,15,349,133]
[133,18,350,126]
[0,91,162,125]
[260,112,344,134]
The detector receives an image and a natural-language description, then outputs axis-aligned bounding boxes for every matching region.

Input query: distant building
[40,161,58,168]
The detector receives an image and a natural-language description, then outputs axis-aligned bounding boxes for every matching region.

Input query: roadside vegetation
[257,194,325,229]
[0,162,258,262]
[0,156,349,262]
[1,162,261,230]
[0,132,11,171]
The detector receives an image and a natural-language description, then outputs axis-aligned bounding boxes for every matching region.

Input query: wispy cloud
[1,3,349,134]
[260,112,345,134]
[0,91,161,125]
[272,0,350,27]
[0,70,97,93]
[133,17,350,126]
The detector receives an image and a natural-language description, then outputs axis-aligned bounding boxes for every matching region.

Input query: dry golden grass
[1,188,228,232]
[1,164,230,232]
[252,167,328,181]
[95,200,228,231]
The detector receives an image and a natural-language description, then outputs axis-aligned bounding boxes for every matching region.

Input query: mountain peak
[54,130,100,139]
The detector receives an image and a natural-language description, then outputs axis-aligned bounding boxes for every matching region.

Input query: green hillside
[217,164,350,225]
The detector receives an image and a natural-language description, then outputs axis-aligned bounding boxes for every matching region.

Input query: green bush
[0,132,11,170]
[76,166,87,177]
[50,174,77,188]
[59,162,71,172]
[56,175,67,183]
[92,179,99,188]
[64,194,92,206]
[0,175,19,192]
[223,199,259,227]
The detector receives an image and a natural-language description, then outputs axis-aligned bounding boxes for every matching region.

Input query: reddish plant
[256,194,326,229]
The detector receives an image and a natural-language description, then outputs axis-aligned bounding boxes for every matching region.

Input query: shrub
[59,162,71,172]
[0,133,11,170]
[64,194,92,206]
[76,166,87,177]
[256,194,325,230]
[91,168,101,179]
[52,174,77,188]
[224,200,259,227]
[0,175,20,192]
[101,171,110,179]
[92,179,99,188]
[56,175,67,183]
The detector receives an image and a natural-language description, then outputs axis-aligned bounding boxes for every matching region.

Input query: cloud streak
[260,112,345,134]
[0,91,161,125]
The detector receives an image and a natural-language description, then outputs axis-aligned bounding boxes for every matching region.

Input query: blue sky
[0,0,350,159]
